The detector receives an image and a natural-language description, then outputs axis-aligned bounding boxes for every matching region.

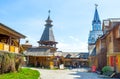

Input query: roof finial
[48,10,50,16]
[95,4,98,9]
[45,10,53,25]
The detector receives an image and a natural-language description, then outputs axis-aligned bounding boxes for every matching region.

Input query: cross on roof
[95,4,98,8]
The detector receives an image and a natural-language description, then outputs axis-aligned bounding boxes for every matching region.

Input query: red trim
[110,56,114,67]
[116,57,118,65]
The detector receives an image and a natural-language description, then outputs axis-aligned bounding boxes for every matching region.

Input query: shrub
[102,66,113,76]
[0,51,24,74]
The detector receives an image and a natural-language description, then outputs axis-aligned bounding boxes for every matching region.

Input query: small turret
[92,4,101,31]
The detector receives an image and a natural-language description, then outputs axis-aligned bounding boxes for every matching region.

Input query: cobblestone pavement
[32,68,118,79]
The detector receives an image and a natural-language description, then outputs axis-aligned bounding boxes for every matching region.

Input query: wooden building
[0,23,25,53]
[24,11,58,69]
[88,47,98,67]
[94,18,120,72]
[62,52,89,68]
[21,40,32,52]
[89,18,120,73]
[95,34,107,71]
[102,18,120,72]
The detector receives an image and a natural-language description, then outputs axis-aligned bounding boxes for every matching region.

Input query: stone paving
[32,68,118,79]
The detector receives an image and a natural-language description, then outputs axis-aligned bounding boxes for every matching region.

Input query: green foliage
[0,51,24,74]
[0,68,40,79]
[102,66,113,76]
[0,55,3,63]
[8,53,15,59]
[1,53,11,73]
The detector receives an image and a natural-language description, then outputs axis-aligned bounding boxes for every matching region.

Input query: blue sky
[0,0,120,52]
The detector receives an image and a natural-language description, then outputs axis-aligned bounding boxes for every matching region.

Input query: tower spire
[88,4,103,45]
[88,4,103,54]
[93,4,100,22]
[92,4,101,31]
[38,10,57,47]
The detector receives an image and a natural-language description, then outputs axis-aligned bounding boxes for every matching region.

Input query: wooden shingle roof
[0,23,26,38]
[24,47,53,56]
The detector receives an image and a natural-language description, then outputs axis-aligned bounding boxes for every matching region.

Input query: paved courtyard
[33,68,118,79]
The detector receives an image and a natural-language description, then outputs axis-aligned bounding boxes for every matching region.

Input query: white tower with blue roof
[88,4,103,54]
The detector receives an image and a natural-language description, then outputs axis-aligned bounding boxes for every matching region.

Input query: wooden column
[9,37,11,52]
[34,57,37,67]
[50,56,54,69]
[9,37,12,45]
[18,39,20,53]
[27,56,30,65]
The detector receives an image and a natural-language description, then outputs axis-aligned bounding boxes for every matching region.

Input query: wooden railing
[0,42,19,53]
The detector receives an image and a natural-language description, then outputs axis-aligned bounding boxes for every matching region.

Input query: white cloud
[69,36,79,42]
[57,41,88,52]
[57,36,88,52]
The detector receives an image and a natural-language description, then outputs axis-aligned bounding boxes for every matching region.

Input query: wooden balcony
[0,42,19,53]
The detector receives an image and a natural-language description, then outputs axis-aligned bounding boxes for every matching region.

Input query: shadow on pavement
[68,68,119,79]
[68,68,94,79]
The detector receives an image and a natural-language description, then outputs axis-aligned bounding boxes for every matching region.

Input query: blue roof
[94,9,100,21]
[92,7,101,24]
